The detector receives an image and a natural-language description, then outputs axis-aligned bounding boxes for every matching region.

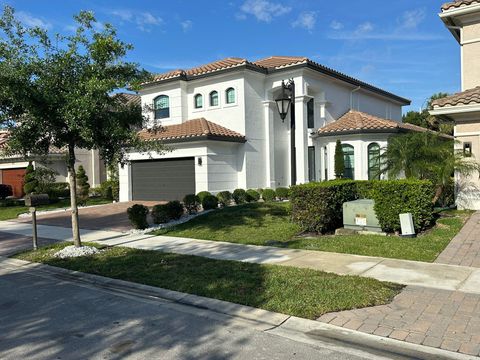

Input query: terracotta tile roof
[253,56,308,68]
[143,56,410,105]
[431,87,480,107]
[115,92,141,106]
[442,0,480,10]
[317,110,435,136]
[0,130,66,155]
[139,118,246,143]
[150,58,248,82]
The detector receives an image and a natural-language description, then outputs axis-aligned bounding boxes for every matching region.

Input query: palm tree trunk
[432,185,443,205]
[67,144,81,247]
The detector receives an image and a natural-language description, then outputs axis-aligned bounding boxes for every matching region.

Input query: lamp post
[275,79,296,186]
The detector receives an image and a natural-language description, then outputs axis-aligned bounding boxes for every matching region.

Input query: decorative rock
[54,245,101,259]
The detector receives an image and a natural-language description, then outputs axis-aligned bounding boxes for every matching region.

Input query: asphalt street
[0,251,405,360]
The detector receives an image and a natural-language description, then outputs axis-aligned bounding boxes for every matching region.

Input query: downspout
[350,86,361,110]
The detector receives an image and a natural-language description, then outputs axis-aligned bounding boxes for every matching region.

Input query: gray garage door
[131,158,195,201]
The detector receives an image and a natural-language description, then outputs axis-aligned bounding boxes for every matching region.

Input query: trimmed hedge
[127,204,149,229]
[290,179,435,234]
[202,194,218,210]
[371,179,435,232]
[217,191,232,207]
[151,201,184,224]
[197,191,212,203]
[290,180,358,234]
[275,187,290,200]
[233,189,247,204]
[0,184,13,200]
[262,188,276,202]
[183,194,200,214]
[246,189,260,202]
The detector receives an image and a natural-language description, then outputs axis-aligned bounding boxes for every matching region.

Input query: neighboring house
[0,131,106,198]
[120,56,413,202]
[430,0,480,210]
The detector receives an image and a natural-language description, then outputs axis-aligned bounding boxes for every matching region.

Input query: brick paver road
[318,212,480,357]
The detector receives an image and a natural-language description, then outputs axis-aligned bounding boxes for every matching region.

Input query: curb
[1,256,476,360]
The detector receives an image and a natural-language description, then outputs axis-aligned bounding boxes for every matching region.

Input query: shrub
[197,191,212,203]
[45,182,70,199]
[76,165,90,205]
[257,188,264,195]
[437,178,455,208]
[23,163,38,195]
[183,194,200,214]
[217,191,232,207]
[262,188,276,202]
[233,189,247,204]
[334,139,345,179]
[127,204,149,229]
[371,179,435,232]
[355,181,375,199]
[0,184,13,200]
[100,180,119,201]
[151,201,184,224]
[290,180,358,234]
[246,189,260,202]
[202,194,219,210]
[33,167,58,194]
[275,187,290,200]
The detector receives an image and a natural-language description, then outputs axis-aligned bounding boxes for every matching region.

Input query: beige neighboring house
[0,130,106,198]
[430,0,480,210]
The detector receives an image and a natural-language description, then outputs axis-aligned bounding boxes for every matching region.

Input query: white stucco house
[430,0,480,210]
[119,56,417,202]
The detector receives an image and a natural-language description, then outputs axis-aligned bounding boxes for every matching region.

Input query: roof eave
[316,128,398,137]
[143,135,246,144]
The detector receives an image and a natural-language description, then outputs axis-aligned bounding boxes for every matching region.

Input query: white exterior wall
[122,65,407,200]
[315,134,390,181]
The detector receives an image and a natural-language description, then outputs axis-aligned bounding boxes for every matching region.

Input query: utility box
[400,213,416,238]
[343,199,382,233]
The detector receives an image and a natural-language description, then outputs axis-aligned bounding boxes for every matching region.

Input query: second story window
[154,95,169,119]
[226,87,235,104]
[307,98,314,129]
[209,91,218,107]
[194,94,203,109]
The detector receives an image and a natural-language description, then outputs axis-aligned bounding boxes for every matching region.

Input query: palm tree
[380,132,480,205]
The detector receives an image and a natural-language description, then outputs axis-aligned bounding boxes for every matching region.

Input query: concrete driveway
[16,201,159,232]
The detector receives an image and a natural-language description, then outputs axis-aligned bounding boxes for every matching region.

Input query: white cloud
[17,11,51,29]
[399,8,426,29]
[292,12,316,31]
[330,20,344,30]
[239,0,291,22]
[110,9,163,32]
[181,20,193,32]
[356,22,374,34]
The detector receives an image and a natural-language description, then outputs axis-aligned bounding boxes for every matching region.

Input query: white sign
[355,216,367,226]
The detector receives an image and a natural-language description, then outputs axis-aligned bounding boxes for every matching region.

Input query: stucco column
[295,95,309,184]
[263,100,276,188]
[118,163,132,202]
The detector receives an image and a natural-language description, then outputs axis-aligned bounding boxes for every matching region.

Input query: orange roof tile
[139,118,246,143]
[442,0,480,10]
[431,87,480,107]
[142,56,410,105]
[115,92,141,106]
[317,110,440,136]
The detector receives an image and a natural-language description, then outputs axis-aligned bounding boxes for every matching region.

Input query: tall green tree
[402,93,452,135]
[0,6,164,246]
[23,162,37,195]
[334,139,345,179]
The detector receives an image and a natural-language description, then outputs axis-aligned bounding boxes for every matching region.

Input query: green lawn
[14,242,402,319]
[0,197,112,221]
[153,203,471,263]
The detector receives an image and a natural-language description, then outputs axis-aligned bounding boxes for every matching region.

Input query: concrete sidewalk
[2,219,480,294]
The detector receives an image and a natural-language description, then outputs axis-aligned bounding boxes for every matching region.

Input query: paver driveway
[16,201,159,232]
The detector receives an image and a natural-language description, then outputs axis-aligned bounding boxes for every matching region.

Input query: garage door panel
[131,158,195,201]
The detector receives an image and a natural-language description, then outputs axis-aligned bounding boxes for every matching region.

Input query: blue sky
[2,0,461,112]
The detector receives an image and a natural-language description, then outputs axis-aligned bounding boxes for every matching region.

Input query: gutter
[350,86,361,110]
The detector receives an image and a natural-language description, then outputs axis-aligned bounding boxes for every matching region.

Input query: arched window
[209,91,219,107]
[154,95,169,119]
[225,87,235,104]
[342,144,355,180]
[368,143,381,180]
[194,94,203,109]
